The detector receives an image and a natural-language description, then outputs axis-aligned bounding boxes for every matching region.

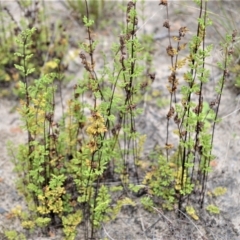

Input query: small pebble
[0,207,7,214]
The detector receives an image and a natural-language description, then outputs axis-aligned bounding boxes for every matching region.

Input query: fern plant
[0,1,68,97]
[7,0,238,239]
[9,1,152,239]
[154,0,237,214]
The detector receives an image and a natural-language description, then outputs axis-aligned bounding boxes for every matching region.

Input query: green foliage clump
[186,206,199,220]
[62,210,82,240]
[213,187,227,197]
[8,1,148,238]
[143,154,176,210]
[110,198,136,221]
[4,231,26,240]
[140,196,154,211]
[0,1,68,97]
[206,204,220,214]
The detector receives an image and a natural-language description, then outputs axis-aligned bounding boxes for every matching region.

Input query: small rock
[0,207,7,214]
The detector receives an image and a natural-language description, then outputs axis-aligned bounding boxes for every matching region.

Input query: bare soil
[1,1,240,239]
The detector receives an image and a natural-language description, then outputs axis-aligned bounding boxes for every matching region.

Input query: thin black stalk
[200,46,228,207]
[191,0,207,191]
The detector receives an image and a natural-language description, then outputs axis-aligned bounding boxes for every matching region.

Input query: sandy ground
[1,1,240,239]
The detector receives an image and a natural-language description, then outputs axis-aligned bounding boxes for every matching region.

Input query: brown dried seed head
[167,106,175,119]
[228,47,234,55]
[165,143,173,149]
[134,17,138,26]
[193,104,202,114]
[74,93,80,99]
[168,72,176,83]
[179,27,188,37]
[232,30,237,39]
[196,122,204,132]
[140,81,148,89]
[127,1,135,13]
[166,45,174,57]
[119,34,125,45]
[210,101,215,108]
[171,85,177,92]
[173,36,181,41]
[224,69,229,77]
[79,52,86,60]
[163,20,170,29]
[148,73,156,82]
[174,114,180,125]
[127,104,136,111]
[180,131,187,137]
[210,98,219,108]
[159,0,168,6]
